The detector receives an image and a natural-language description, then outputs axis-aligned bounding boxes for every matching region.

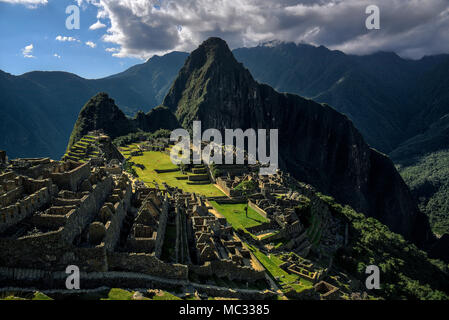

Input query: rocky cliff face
[163,37,432,245]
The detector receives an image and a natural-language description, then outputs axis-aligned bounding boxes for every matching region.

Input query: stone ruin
[279,253,318,282]
[0,142,345,299]
[0,158,133,269]
[120,186,266,283]
[140,137,172,152]
[0,155,269,293]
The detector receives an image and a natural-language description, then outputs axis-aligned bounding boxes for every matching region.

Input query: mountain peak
[190,37,236,65]
[200,37,231,50]
[67,92,132,149]
[162,37,252,125]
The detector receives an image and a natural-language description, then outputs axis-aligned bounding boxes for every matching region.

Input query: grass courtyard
[209,201,270,232]
[121,146,224,197]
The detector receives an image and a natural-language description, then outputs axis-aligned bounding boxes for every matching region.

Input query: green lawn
[209,201,269,231]
[123,149,224,197]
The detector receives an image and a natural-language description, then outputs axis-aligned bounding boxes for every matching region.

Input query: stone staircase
[187,164,211,185]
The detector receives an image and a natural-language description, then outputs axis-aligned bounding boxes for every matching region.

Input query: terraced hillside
[62,135,101,162]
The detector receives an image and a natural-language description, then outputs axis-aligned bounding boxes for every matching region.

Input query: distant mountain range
[2,41,449,161]
[0,51,187,159]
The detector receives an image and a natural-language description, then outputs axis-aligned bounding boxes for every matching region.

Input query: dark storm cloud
[90,0,449,59]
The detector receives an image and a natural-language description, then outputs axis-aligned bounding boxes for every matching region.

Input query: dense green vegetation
[397,150,449,236]
[317,193,449,300]
[123,160,137,177]
[67,93,134,149]
[67,93,179,151]
[113,129,171,147]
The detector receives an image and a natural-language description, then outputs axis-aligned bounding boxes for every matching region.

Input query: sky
[1,0,449,79]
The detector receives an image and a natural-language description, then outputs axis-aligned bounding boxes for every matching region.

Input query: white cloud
[55,35,80,42]
[87,0,449,59]
[53,53,61,59]
[89,20,107,30]
[21,43,35,58]
[85,41,97,48]
[105,47,119,52]
[0,0,47,9]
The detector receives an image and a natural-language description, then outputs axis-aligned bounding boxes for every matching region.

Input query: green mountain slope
[233,43,448,153]
[0,52,187,159]
[68,92,179,149]
[320,194,449,299]
[397,150,449,236]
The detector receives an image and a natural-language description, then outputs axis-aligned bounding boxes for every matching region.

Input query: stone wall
[193,284,276,300]
[154,195,169,258]
[60,175,113,244]
[102,202,125,251]
[126,237,156,253]
[216,177,241,198]
[260,220,303,244]
[50,162,91,192]
[188,174,209,181]
[190,259,265,282]
[245,222,274,235]
[10,158,53,179]
[0,186,51,233]
[154,168,179,174]
[248,200,269,219]
[23,178,53,194]
[107,252,188,280]
[0,172,114,271]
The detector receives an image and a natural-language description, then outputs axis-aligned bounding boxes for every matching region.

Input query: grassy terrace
[63,135,99,162]
[120,145,224,197]
[246,244,313,293]
[209,201,269,232]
